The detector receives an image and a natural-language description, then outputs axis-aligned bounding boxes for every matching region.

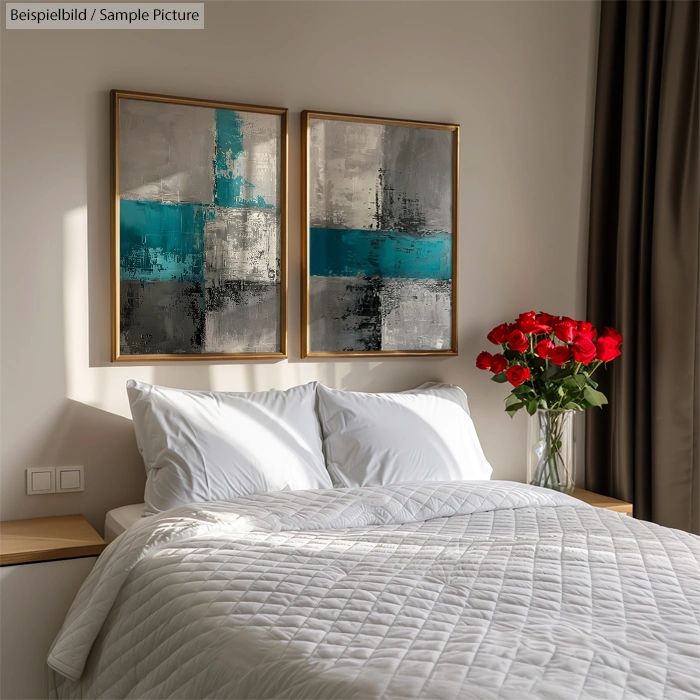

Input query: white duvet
[49,481,700,699]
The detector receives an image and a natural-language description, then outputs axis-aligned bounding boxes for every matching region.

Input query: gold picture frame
[301,110,459,358]
[111,89,288,362]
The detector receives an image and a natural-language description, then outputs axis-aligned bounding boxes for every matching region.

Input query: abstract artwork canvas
[302,111,458,357]
[112,90,287,361]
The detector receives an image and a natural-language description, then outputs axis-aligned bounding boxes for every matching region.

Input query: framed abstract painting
[301,110,458,357]
[111,90,287,361]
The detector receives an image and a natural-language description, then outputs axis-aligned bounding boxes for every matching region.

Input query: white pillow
[127,380,332,515]
[316,383,492,488]
[404,382,471,414]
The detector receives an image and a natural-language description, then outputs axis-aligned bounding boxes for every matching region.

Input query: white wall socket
[26,467,55,495]
[26,466,84,495]
[57,466,84,493]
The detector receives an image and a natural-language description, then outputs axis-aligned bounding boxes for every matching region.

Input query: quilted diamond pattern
[48,481,700,699]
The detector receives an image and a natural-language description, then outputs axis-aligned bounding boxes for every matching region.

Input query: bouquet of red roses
[476,311,623,417]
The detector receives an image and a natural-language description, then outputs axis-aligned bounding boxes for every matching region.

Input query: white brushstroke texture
[379,279,451,351]
[309,120,382,231]
[236,113,280,208]
[204,208,279,284]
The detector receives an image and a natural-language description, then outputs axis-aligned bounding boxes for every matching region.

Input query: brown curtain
[586,0,700,533]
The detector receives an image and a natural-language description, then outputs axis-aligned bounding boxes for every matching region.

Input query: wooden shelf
[0,515,106,566]
[571,488,633,516]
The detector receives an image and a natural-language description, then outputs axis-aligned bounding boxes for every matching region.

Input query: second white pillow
[316,383,492,488]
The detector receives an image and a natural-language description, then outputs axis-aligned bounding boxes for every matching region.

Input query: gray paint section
[309,276,451,352]
[379,127,453,233]
[204,208,279,284]
[309,120,382,231]
[379,278,452,351]
[121,280,280,354]
[309,276,380,352]
[121,280,203,354]
[119,99,216,204]
[203,205,281,350]
[309,118,453,232]
[205,283,280,353]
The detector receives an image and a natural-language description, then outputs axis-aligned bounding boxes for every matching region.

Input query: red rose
[550,345,572,365]
[487,323,510,345]
[516,311,535,330]
[576,321,598,341]
[553,319,577,343]
[535,338,555,359]
[506,365,531,387]
[572,334,597,364]
[516,311,550,334]
[490,354,508,374]
[476,351,493,370]
[536,312,559,328]
[601,327,623,345]
[595,336,622,362]
[506,329,529,352]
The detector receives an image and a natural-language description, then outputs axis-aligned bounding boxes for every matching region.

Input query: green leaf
[562,377,576,390]
[563,374,587,390]
[491,372,509,384]
[544,365,570,381]
[585,376,598,389]
[583,386,608,407]
[564,402,583,410]
[505,394,521,408]
[543,365,559,380]
[526,399,538,415]
[506,402,524,418]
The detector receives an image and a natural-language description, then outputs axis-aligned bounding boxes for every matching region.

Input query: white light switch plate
[56,466,84,493]
[26,468,55,495]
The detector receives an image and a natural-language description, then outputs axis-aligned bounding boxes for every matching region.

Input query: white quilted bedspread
[48,481,700,699]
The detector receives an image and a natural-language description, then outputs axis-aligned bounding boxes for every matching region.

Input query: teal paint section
[213,109,274,209]
[120,200,213,282]
[309,228,452,280]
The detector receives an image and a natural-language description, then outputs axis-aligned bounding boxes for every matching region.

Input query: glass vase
[527,409,575,493]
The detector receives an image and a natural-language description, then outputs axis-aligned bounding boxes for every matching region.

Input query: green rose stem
[531,410,568,490]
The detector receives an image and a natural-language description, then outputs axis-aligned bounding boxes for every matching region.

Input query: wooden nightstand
[0,515,106,699]
[571,488,633,516]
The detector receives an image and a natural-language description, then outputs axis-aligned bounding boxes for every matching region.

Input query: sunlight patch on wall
[63,205,153,417]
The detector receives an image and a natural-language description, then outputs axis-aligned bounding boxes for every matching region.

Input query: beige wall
[0,1,599,533]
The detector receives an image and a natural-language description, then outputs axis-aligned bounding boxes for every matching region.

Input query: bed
[49,480,700,699]
[104,503,145,543]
